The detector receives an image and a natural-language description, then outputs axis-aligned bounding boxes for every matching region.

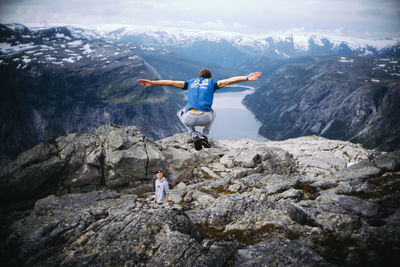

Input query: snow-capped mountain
[95,25,397,52]
[8,23,396,69]
[79,25,400,67]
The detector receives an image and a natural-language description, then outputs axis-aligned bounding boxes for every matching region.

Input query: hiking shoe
[200,136,211,148]
[193,136,203,151]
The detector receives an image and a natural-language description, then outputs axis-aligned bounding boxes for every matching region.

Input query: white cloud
[0,0,398,35]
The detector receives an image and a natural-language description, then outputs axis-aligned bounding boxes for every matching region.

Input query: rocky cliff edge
[1,124,399,266]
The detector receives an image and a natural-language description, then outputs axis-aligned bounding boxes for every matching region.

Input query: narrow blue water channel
[209,86,265,141]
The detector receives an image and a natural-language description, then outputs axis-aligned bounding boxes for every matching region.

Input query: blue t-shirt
[183,78,219,112]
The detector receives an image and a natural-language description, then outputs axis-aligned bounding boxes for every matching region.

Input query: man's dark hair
[198,68,212,78]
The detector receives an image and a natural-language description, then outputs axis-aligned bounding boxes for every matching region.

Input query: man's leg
[192,110,215,148]
[202,110,216,137]
[181,111,204,150]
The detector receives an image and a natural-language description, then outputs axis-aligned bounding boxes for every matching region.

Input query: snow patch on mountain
[292,34,310,51]
[62,57,74,63]
[0,42,37,54]
[82,43,93,54]
[67,40,83,47]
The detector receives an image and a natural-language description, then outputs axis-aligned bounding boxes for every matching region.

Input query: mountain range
[98,25,399,67]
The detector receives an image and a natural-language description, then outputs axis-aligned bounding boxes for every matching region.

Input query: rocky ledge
[1,124,399,266]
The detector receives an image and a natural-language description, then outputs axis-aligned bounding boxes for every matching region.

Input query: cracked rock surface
[1,125,399,266]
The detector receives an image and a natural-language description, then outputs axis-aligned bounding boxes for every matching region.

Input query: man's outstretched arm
[217,72,262,88]
[137,79,185,88]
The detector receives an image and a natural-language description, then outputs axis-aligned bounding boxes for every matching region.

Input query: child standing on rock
[154,171,169,205]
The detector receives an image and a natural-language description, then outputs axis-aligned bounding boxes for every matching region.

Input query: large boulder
[148,231,239,267]
[218,139,296,177]
[233,238,328,266]
[0,140,67,200]
[96,124,165,188]
[55,133,103,192]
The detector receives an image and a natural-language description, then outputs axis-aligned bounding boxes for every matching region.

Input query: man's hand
[138,79,153,87]
[153,198,157,204]
[217,72,262,88]
[247,72,262,81]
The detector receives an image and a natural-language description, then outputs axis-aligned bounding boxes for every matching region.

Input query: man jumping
[138,69,262,150]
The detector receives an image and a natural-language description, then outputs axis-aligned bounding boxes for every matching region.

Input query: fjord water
[209,86,265,141]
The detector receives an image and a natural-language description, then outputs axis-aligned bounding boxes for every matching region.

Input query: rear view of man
[138,69,262,150]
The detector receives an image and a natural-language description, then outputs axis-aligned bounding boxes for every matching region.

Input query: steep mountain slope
[238,55,321,84]
[244,56,400,151]
[0,23,186,160]
[131,45,239,81]
[380,41,400,56]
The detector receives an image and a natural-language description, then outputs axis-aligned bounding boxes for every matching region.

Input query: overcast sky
[1,0,399,35]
